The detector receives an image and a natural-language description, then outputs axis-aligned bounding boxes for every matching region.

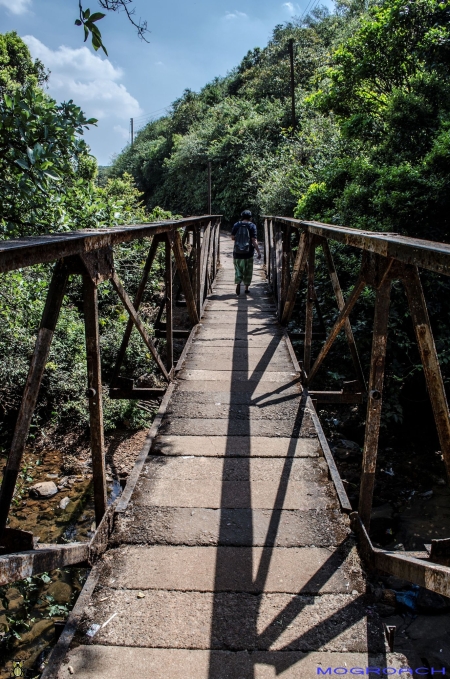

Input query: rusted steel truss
[264,215,450,592]
[0,217,221,581]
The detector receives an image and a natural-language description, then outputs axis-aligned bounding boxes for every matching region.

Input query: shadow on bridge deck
[54,235,407,679]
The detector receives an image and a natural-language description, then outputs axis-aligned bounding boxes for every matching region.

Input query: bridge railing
[0,215,221,583]
[264,215,450,596]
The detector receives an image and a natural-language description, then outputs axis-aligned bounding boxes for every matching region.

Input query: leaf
[74,19,82,26]
[89,12,106,22]
[15,158,29,170]
[4,93,12,108]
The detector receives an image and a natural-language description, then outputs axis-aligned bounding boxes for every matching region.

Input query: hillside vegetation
[111,0,450,243]
[0,0,449,444]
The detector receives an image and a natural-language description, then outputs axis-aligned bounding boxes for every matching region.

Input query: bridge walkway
[57,235,402,678]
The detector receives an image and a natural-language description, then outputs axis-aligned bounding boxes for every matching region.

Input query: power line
[298,0,314,24]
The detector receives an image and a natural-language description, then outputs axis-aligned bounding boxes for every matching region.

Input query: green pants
[234,257,254,285]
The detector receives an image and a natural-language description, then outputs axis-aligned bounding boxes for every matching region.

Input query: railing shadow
[207,270,388,678]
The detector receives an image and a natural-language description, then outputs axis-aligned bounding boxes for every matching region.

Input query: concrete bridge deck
[57,236,407,678]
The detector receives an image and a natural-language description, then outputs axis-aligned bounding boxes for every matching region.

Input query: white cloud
[224,10,248,20]
[114,125,130,141]
[0,0,31,15]
[282,2,300,13]
[23,35,142,121]
[155,61,164,66]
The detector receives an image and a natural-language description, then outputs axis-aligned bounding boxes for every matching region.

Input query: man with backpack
[231,210,261,295]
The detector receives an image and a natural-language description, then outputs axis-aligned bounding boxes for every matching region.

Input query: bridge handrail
[263,216,450,276]
[0,215,222,273]
[263,214,450,594]
[0,216,222,583]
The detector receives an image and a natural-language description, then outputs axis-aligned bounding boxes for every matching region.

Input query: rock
[381,588,397,606]
[14,618,54,645]
[58,476,69,490]
[376,604,396,617]
[339,439,360,451]
[0,612,8,631]
[419,490,433,498]
[29,481,58,498]
[59,497,71,510]
[372,587,384,602]
[5,588,24,612]
[386,576,411,590]
[47,580,72,604]
[417,587,450,614]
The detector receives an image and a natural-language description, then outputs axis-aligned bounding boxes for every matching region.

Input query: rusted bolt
[370,389,382,401]
[86,388,96,398]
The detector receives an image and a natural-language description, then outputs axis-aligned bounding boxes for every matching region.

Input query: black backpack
[233,222,251,255]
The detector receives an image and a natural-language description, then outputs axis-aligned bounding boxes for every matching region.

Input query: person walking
[231,210,261,295]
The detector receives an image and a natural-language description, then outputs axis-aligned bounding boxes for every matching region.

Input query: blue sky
[1,0,331,165]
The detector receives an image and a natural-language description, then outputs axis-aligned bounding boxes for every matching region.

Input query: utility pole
[130,118,134,146]
[288,39,296,132]
[207,161,212,215]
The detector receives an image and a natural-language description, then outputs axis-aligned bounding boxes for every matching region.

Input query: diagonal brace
[280,231,309,325]
[402,265,450,481]
[307,274,367,385]
[321,239,367,392]
[111,272,170,383]
[171,228,199,325]
[110,235,161,386]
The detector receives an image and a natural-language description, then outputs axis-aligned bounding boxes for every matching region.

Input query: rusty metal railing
[0,215,221,584]
[264,215,450,597]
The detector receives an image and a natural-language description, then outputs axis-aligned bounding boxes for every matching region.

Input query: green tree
[0,31,46,95]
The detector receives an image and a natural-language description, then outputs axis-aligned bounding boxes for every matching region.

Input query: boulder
[47,581,72,604]
[385,576,411,590]
[417,587,450,614]
[29,481,58,498]
[5,588,24,612]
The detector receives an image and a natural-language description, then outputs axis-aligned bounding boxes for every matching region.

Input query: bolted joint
[370,389,382,401]
[86,387,96,398]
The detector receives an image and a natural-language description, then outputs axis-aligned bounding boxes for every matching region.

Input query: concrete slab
[158,417,316,438]
[195,330,284,342]
[202,316,279,325]
[112,506,349,547]
[100,544,365,593]
[151,436,320,457]
[206,304,277,312]
[193,338,284,347]
[183,358,293,371]
[178,370,300,382]
[76,590,384,653]
[133,457,336,510]
[165,400,306,421]
[174,379,302,395]
[188,346,291,361]
[169,389,302,407]
[59,647,413,679]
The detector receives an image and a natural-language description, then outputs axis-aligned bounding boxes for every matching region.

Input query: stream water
[0,447,122,678]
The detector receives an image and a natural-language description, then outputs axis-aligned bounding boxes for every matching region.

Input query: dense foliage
[0,33,176,448]
[110,0,450,432]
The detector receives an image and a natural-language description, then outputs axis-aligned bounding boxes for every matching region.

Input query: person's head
[241,209,252,221]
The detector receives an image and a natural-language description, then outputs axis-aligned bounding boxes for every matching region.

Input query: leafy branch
[75,1,107,55]
[75,0,149,55]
